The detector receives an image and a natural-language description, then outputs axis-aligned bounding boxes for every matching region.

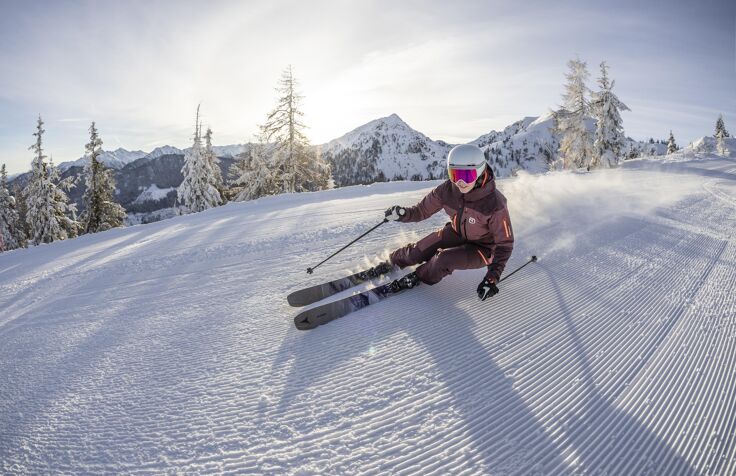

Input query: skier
[384,144,514,300]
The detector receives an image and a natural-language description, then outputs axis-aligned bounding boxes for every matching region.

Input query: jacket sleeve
[400,184,445,223]
[486,206,514,282]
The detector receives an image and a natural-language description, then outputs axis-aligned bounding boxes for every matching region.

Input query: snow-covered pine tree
[715,114,730,138]
[261,65,330,192]
[667,130,678,154]
[25,116,78,245]
[715,114,730,157]
[590,62,630,168]
[80,122,126,233]
[556,57,593,170]
[229,141,276,201]
[203,127,225,199]
[0,164,24,252]
[178,105,224,213]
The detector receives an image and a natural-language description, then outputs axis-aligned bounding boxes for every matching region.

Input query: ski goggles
[448,167,479,184]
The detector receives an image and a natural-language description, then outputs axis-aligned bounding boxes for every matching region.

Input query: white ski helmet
[447,144,487,183]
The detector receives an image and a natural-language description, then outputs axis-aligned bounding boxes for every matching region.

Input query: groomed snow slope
[1,155,735,474]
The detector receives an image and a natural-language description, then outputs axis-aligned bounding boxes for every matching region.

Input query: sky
[0,0,734,174]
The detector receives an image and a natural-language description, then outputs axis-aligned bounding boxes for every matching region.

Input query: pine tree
[715,114,730,157]
[261,65,330,192]
[0,164,24,252]
[178,105,224,213]
[203,127,225,199]
[715,114,730,138]
[25,116,78,245]
[590,62,630,168]
[80,122,127,233]
[556,57,593,170]
[666,130,678,154]
[229,141,277,201]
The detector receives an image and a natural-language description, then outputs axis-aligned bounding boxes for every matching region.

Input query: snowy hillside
[681,136,736,157]
[1,150,735,473]
[132,184,177,204]
[475,114,561,176]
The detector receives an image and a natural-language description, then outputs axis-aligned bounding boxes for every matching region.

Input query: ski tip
[294,316,317,331]
[287,295,306,307]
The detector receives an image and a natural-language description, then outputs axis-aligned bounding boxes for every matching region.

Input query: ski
[293,277,415,330]
[287,261,393,307]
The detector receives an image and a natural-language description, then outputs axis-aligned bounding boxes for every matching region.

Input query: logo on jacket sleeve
[468,217,477,224]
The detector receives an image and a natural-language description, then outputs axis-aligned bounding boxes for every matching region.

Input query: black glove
[477,277,499,301]
[385,205,407,221]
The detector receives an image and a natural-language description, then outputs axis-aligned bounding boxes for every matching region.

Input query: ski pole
[307,218,389,274]
[498,255,538,283]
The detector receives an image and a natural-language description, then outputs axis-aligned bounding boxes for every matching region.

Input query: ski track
[0,158,735,474]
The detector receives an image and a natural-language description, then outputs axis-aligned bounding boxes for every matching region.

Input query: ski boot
[357,261,394,280]
[388,272,421,293]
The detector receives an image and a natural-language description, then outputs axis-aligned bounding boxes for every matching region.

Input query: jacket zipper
[457,196,465,239]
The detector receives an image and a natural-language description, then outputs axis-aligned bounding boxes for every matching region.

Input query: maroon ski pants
[389,223,493,285]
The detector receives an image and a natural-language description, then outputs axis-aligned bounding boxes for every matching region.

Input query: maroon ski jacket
[398,168,514,282]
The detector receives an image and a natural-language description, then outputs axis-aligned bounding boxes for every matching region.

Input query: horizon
[1,0,735,175]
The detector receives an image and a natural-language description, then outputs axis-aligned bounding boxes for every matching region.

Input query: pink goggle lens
[448,168,478,184]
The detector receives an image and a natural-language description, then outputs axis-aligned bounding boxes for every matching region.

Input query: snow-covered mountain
[57,144,250,173]
[58,147,148,171]
[470,115,540,148]
[475,114,561,176]
[145,145,184,160]
[316,113,453,186]
[212,144,250,158]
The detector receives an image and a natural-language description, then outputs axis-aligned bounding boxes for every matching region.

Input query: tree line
[0,117,127,252]
[0,65,331,252]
